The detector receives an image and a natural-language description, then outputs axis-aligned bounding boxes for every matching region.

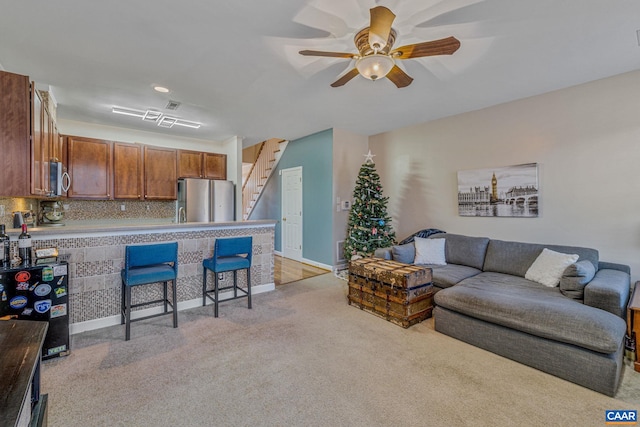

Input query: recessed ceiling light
[153,86,170,93]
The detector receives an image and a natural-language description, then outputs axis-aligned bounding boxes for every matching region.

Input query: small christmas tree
[344,151,396,260]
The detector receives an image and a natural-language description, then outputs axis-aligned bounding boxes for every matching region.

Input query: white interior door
[281,167,303,261]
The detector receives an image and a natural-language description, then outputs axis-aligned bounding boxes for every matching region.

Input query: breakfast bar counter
[8,220,276,333]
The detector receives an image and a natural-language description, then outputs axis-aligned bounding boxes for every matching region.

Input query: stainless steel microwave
[49,161,71,196]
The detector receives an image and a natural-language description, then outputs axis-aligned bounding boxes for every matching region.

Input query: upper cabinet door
[113,142,143,199]
[31,88,45,196]
[67,136,113,199]
[203,152,227,180]
[0,71,31,197]
[177,149,203,178]
[144,146,177,200]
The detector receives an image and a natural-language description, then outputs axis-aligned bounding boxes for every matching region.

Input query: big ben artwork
[491,172,498,203]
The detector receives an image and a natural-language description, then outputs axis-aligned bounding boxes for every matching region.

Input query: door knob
[283,217,287,221]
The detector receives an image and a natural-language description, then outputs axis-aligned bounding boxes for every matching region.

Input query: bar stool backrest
[124,242,178,274]
[214,237,252,262]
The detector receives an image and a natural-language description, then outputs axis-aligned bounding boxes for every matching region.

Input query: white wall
[332,129,369,266]
[222,135,243,219]
[369,70,640,281]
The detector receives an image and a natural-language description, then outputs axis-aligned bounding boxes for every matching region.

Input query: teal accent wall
[250,129,334,266]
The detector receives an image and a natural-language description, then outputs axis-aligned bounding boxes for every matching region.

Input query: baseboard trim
[69,283,275,335]
[274,252,332,271]
[301,258,332,271]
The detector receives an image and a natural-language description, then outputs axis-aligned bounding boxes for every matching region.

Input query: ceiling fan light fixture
[356,54,394,81]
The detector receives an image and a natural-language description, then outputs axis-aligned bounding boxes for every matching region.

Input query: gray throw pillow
[559,260,596,300]
[392,243,415,264]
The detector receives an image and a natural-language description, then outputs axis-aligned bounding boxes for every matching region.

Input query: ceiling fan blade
[391,36,461,59]
[369,6,396,50]
[386,65,413,88]
[331,68,360,87]
[299,50,355,59]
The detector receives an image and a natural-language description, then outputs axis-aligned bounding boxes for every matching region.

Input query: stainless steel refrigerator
[177,178,235,223]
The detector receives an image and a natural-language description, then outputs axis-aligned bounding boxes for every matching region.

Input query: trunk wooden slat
[348,258,434,328]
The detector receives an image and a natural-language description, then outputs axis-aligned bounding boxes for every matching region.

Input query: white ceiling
[1,0,639,147]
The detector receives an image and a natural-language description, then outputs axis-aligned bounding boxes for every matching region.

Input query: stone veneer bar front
[6,220,276,334]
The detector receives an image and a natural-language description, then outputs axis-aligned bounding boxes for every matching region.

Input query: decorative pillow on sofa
[392,243,415,264]
[414,237,446,265]
[525,248,579,287]
[559,260,596,299]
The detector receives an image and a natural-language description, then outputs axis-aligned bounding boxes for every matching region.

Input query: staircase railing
[242,138,287,220]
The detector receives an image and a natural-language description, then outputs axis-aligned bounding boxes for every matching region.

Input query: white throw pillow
[525,248,579,287]
[414,237,446,265]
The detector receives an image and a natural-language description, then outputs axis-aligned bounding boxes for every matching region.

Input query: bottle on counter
[18,223,32,265]
[0,224,9,266]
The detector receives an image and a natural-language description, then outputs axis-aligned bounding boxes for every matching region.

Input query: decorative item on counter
[38,200,66,226]
[35,247,59,265]
[0,224,9,267]
[18,224,32,265]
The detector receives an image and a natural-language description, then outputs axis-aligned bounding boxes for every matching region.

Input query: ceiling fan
[299,6,460,88]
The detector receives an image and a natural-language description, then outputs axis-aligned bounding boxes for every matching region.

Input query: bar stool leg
[214,270,219,318]
[234,270,238,297]
[247,268,252,309]
[163,281,168,313]
[172,279,178,328]
[121,280,126,325]
[125,285,132,341]
[202,269,208,306]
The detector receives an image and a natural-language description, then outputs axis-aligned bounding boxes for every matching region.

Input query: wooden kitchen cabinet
[144,145,177,200]
[0,70,31,196]
[113,142,143,199]
[177,149,227,180]
[31,88,63,196]
[31,87,47,196]
[177,149,203,178]
[67,136,113,199]
[203,152,227,179]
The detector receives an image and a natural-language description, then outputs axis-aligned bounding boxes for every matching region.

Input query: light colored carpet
[42,274,640,427]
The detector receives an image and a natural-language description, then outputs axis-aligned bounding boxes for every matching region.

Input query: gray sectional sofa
[374,232,631,396]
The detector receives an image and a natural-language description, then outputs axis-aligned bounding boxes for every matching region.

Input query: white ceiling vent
[166,100,181,110]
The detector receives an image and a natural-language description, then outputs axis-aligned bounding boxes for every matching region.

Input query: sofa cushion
[391,243,415,264]
[524,248,579,287]
[483,239,599,278]
[414,237,446,265]
[427,264,482,289]
[559,260,596,300]
[428,233,490,270]
[434,272,626,354]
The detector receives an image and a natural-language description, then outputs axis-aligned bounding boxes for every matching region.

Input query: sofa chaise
[374,232,631,396]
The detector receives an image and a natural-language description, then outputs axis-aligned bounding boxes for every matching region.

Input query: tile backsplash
[0,197,175,229]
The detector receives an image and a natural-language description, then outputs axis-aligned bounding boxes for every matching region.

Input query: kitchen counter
[7,220,277,332]
[6,219,276,237]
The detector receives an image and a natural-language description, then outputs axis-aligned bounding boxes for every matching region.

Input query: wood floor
[274,255,330,285]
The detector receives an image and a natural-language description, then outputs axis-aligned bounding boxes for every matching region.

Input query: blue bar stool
[121,242,179,340]
[202,236,252,317]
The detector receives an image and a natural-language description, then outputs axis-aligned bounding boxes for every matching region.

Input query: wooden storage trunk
[348,258,434,328]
